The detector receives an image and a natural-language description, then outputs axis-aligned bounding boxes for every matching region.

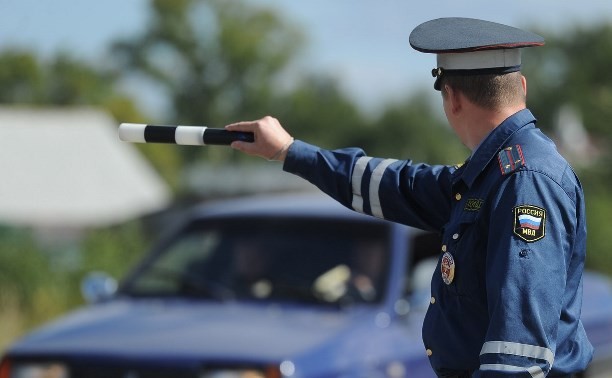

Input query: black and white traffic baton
[118,123,254,146]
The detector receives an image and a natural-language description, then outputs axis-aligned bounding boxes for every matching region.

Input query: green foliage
[584,201,612,274]
[575,160,612,276]
[0,228,51,312]
[270,74,369,149]
[0,50,127,109]
[0,227,76,350]
[0,51,44,103]
[370,91,468,163]
[111,0,304,167]
[523,24,612,275]
[79,221,150,280]
[0,222,148,351]
[524,24,612,140]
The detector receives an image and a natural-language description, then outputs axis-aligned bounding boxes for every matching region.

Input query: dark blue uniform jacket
[283,109,593,377]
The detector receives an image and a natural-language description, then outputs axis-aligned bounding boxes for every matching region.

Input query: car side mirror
[81,272,118,303]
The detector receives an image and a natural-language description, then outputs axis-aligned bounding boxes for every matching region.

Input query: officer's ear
[443,84,463,115]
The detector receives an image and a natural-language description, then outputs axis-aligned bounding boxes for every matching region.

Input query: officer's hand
[225,116,294,162]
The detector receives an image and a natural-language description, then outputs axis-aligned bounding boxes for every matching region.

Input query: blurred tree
[523,24,612,274]
[524,24,612,140]
[0,50,142,123]
[111,0,304,168]
[370,90,468,163]
[110,0,464,183]
[0,51,44,103]
[270,74,370,150]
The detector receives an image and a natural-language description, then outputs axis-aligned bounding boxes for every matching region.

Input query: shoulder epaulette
[497,145,525,175]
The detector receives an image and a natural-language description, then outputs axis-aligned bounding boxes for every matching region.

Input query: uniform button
[455,193,462,201]
[441,245,447,252]
[430,296,436,304]
[426,349,433,357]
[452,233,459,240]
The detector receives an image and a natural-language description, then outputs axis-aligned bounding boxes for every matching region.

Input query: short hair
[440,71,525,110]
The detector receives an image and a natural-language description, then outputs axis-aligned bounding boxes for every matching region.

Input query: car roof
[188,192,391,224]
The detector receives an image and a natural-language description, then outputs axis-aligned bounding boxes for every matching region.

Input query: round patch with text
[441,252,455,285]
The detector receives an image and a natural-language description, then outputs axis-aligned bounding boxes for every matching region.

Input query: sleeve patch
[513,205,546,242]
[498,145,525,175]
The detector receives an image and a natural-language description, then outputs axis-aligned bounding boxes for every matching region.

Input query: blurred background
[1,0,611,351]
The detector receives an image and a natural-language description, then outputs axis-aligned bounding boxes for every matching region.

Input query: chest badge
[513,205,546,242]
[464,198,484,212]
[441,252,456,285]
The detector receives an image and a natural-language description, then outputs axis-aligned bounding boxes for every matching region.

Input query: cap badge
[441,252,455,285]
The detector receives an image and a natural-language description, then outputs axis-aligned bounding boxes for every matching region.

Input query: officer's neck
[444,85,526,151]
[460,103,526,151]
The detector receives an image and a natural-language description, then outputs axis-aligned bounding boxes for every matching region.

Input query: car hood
[10,298,380,362]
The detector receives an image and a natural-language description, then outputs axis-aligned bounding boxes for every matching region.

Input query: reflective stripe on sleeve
[369,159,398,218]
[479,364,545,378]
[480,341,554,367]
[479,341,553,377]
[351,157,373,213]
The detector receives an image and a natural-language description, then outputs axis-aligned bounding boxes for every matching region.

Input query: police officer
[225,17,593,378]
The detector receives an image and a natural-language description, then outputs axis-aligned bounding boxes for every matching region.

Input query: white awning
[0,106,171,228]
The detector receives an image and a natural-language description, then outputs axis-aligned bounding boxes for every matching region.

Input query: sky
[2,0,612,114]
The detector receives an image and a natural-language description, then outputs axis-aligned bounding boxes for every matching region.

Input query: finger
[230,140,247,152]
[225,121,256,132]
[230,140,258,156]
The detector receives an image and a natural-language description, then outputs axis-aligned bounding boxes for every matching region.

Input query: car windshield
[121,216,390,307]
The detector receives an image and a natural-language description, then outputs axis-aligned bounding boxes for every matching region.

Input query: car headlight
[199,369,267,378]
[1,360,68,378]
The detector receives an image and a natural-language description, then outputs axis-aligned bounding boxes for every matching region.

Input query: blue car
[2,193,612,378]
